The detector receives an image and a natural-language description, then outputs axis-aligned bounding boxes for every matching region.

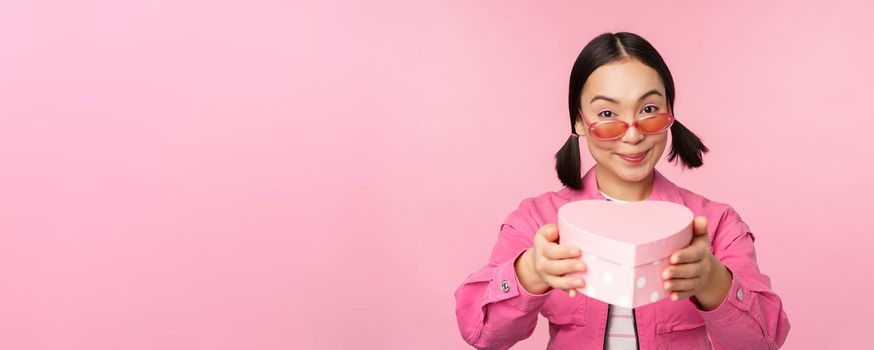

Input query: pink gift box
[557,200,693,308]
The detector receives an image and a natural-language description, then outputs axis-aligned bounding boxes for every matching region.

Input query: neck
[594,164,654,202]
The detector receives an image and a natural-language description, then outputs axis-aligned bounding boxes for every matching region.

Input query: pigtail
[667,120,709,168]
[554,133,582,190]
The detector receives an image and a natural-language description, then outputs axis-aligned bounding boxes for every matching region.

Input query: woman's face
[574,58,671,184]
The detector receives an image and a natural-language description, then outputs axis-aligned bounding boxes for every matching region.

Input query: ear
[574,117,586,137]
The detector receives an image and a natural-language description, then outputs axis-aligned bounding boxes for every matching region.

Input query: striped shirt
[600,191,639,350]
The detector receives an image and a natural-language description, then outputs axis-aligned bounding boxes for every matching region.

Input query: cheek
[585,139,616,160]
[650,134,670,153]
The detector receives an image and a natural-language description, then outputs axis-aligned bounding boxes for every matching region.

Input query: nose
[620,123,644,144]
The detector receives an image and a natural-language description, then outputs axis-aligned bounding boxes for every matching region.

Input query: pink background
[1,1,871,349]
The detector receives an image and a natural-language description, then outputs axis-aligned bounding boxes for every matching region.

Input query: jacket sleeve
[453,199,554,349]
[695,206,791,349]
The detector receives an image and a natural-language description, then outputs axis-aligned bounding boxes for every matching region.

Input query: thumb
[693,216,708,237]
[539,224,560,243]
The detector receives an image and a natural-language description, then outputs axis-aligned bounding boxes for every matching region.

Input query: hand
[661,216,732,309]
[514,224,587,297]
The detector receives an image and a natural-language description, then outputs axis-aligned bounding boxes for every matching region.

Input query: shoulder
[515,186,576,214]
[502,186,576,234]
[674,186,753,243]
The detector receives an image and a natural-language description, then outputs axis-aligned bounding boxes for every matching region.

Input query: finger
[533,225,557,255]
[662,263,703,279]
[670,245,707,264]
[538,224,560,243]
[532,229,552,254]
[542,242,581,260]
[692,233,711,249]
[692,216,708,237]
[543,274,585,290]
[671,290,696,301]
[663,277,699,292]
[568,288,577,298]
[542,258,586,276]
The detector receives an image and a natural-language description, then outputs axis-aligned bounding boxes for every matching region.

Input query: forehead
[581,59,664,102]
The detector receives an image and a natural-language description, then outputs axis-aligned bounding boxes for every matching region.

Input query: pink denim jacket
[454,167,790,349]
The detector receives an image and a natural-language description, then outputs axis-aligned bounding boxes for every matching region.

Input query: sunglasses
[578,107,675,141]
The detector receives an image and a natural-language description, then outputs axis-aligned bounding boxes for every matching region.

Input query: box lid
[557,200,693,267]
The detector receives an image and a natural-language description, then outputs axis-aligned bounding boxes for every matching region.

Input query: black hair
[555,32,709,190]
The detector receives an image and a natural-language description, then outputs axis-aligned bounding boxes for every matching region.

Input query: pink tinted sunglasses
[578,107,675,141]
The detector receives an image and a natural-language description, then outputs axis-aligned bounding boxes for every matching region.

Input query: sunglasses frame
[577,107,675,141]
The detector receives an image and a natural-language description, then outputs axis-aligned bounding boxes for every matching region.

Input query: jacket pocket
[655,300,712,349]
[540,292,587,326]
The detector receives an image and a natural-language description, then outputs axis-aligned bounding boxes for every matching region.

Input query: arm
[695,208,791,349]
[453,205,552,349]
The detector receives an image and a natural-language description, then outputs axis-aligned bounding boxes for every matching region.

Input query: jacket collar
[571,166,685,205]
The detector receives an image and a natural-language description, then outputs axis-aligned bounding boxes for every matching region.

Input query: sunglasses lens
[637,114,673,133]
[592,121,627,139]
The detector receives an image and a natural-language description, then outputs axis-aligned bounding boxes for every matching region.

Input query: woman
[453,32,790,349]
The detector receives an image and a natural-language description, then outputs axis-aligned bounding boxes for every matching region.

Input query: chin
[613,164,653,183]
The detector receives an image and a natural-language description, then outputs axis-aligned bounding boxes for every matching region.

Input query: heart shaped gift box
[557,200,693,308]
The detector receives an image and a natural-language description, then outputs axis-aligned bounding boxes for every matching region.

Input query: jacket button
[501,280,510,293]
[737,288,744,301]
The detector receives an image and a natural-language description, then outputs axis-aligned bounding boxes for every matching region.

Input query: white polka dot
[621,265,630,270]
[602,272,613,284]
[650,291,660,302]
[618,296,630,308]
[585,255,598,263]
[587,286,597,297]
[652,259,661,266]
[637,277,646,289]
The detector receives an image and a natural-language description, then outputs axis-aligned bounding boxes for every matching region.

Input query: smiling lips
[618,150,648,163]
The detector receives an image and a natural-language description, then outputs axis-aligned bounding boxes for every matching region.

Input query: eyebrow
[590,89,663,104]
